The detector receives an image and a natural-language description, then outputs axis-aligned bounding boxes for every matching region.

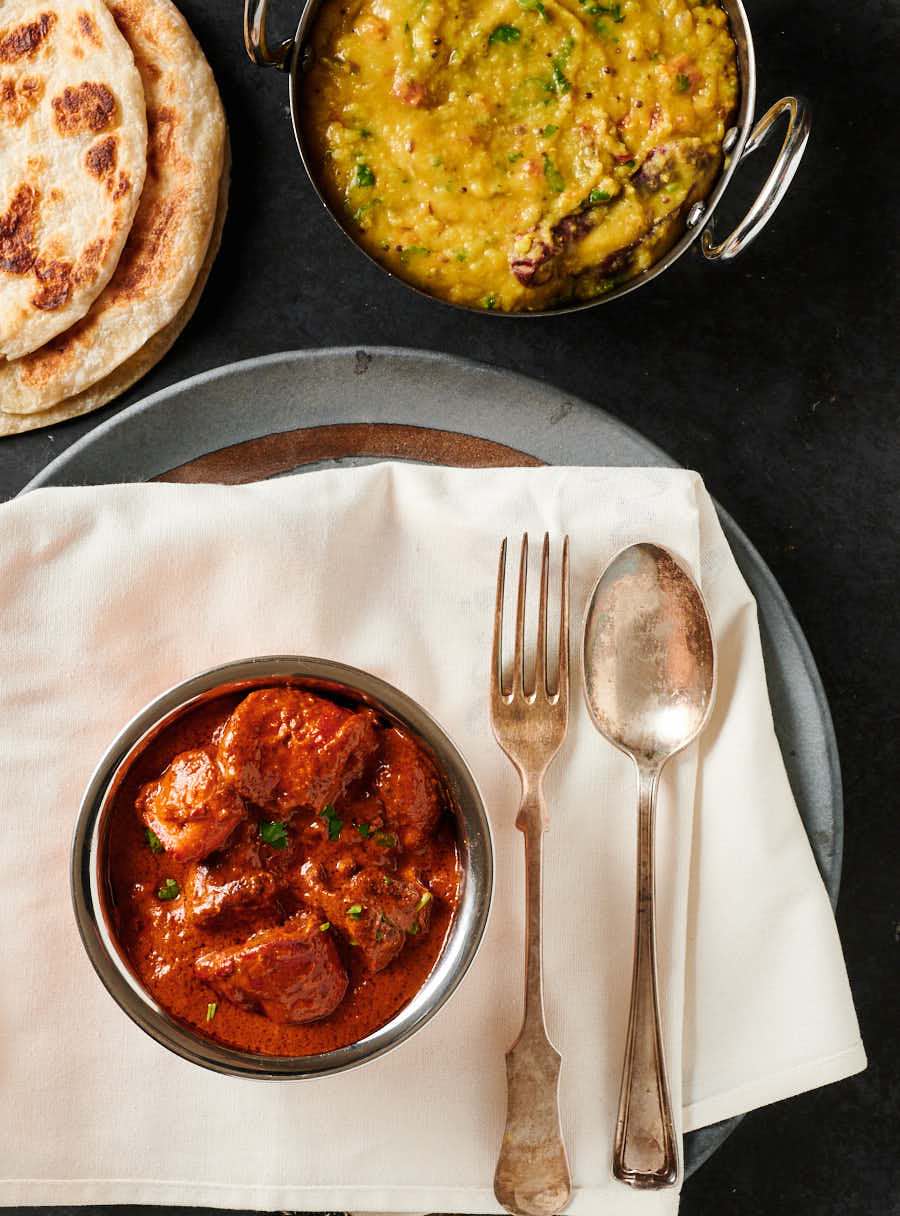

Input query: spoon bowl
[583,543,715,765]
[582,542,715,1189]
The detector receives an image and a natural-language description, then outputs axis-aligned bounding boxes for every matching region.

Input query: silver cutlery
[582,542,715,1189]
[491,534,572,1216]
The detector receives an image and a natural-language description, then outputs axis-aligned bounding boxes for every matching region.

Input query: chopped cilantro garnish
[489,24,521,43]
[320,921,331,932]
[455,248,469,260]
[347,903,363,919]
[543,153,565,192]
[260,820,288,849]
[518,0,549,17]
[352,196,382,227]
[508,151,524,163]
[354,162,376,187]
[588,187,611,203]
[322,804,343,840]
[157,878,180,902]
[482,293,498,309]
[206,1002,217,1022]
[374,831,398,848]
[356,822,373,838]
[676,73,691,92]
[543,124,558,136]
[591,2,625,18]
[359,127,373,138]
[550,61,571,94]
[145,827,164,854]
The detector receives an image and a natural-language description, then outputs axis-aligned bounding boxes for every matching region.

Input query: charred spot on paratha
[30,235,111,310]
[146,106,178,179]
[0,183,39,274]
[77,236,107,279]
[85,134,118,182]
[0,13,56,63]
[0,75,44,125]
[31,257,73,310]
[108,197,180,300]
[16,314,92,388]
[52,81,116,135]
[77,11,103,47]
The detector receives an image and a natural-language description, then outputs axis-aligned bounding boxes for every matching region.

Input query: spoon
[582,542,715,1189]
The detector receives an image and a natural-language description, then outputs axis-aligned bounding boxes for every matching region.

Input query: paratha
[0,133,229,437]
[0,0,226,414]
[0,0,146,359]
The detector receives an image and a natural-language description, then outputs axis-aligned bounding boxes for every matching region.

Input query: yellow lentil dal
[302,0,739,310]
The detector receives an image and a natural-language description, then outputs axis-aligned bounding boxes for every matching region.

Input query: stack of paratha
[0,0,228,435]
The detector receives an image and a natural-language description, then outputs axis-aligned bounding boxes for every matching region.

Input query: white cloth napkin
[0,465,864,1214]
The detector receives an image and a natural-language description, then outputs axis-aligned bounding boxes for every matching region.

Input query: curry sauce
[302,0,738,310]
[107,690,460,1056]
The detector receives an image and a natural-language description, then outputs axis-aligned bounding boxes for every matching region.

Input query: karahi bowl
[71,654,493,1078]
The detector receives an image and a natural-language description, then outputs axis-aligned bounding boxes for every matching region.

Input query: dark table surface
[2,0,897,1213]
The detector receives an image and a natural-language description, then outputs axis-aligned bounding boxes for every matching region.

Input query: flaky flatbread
[0,0,146,359]
[1,0,226,414]
[0,135,229,437]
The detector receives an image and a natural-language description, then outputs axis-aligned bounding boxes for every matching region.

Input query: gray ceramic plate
[24,346,841,1185]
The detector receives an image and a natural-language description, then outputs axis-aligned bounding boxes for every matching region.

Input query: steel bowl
[243,0,810,315]
[72,655,493,1078]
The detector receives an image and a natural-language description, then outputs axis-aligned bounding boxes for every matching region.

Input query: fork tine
[492,537,508,698]
[512,534,528,695]
[557,534,570,702]
[535,533,550,696]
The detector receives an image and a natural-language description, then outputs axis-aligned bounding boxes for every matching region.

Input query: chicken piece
[186,831,280,926]
[300,863,433,973]
[194,912,348,1024]
[295,794,399,885]
[136,749,246,863]
[217,688,380,817]
[374,728,443,851]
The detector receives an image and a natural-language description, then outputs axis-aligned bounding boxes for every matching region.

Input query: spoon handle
[613,764,679,1189]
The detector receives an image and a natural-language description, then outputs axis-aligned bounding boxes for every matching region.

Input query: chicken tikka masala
[108,686,460,1055]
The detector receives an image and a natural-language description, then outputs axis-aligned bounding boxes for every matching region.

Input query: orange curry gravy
[107,688,460,1056]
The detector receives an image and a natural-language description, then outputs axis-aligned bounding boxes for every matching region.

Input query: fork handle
[613,764,678,1188]
[494,790,572,1216]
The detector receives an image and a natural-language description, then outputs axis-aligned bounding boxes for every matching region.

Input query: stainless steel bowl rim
[245,0,810,314]
[72,655,494,1079]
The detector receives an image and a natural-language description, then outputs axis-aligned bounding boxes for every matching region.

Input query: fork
[491,534,572,1216]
